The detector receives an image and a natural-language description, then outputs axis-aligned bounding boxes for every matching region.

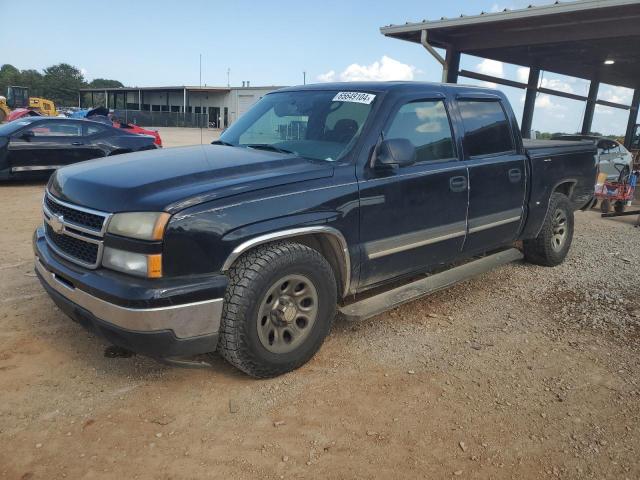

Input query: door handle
[449,176,467,192]
[508,168,522,183]
[71,142,84,146]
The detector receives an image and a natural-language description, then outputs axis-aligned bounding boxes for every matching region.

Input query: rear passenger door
[456,97,526,254]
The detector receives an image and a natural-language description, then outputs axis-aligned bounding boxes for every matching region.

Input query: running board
[339,248,524,322]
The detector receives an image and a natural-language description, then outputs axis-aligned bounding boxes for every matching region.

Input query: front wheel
[523,192,574,267]
[216,241,337,378]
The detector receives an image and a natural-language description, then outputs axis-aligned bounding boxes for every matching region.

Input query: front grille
[45,224,99,266]
[45,195,105,231]
[43,192,110,268]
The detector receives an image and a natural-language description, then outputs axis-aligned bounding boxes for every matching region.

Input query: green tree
[19,69,45,97]
[42,63,86,106]
[88,78,124,88]
[0,64,21,98]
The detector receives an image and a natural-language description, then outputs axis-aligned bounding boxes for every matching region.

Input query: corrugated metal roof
[380,0,639,35]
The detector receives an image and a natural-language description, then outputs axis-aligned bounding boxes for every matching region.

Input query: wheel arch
[221,226,351,298]
[552,179,577,199]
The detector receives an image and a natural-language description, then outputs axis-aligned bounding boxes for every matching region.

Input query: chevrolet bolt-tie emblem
[49,214,65,234]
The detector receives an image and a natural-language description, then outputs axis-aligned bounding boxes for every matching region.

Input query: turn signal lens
[147,254,163,278]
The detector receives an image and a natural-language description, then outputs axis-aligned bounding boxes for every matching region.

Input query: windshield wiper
[245,144,295,155]
[211,140,235,146]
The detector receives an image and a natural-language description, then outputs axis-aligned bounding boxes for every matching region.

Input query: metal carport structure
[380,0,640,146]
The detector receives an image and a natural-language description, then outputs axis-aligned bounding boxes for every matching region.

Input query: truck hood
[48,145,334,213]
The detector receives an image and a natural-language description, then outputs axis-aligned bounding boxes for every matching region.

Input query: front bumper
[33,226,228,358]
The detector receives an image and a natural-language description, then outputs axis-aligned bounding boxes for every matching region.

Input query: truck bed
[523,138,595,158]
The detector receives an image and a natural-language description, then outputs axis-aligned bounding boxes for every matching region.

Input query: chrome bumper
[35,258,223,339]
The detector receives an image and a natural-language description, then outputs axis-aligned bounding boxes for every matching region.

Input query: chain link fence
[111,110,209,128]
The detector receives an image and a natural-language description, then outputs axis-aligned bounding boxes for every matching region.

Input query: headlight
[107,212,170,241]
[102,247,162,278]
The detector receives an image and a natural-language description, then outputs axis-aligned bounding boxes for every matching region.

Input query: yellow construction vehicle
[0,86,58,122]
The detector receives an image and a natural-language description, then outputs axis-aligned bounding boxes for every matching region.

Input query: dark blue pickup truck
[33,82,596,377]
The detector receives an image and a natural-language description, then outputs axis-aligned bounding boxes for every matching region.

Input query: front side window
[385,100,455,162]
[458,100,514,157]
[24,121,82,137]
[219,90,376,161]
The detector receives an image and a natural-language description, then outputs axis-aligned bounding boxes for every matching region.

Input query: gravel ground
[0,150,639,478]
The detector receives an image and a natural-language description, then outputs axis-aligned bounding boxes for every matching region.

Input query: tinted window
[458,100,514,157]
[84,123,109,136]
[0,118,38,136]
[220,90,375,161]
[25,121,82,137]
[385,100,455,162]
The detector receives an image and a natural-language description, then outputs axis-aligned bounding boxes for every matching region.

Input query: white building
[79,83,284,128]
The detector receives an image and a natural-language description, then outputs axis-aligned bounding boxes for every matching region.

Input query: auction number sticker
[332,91,376,104]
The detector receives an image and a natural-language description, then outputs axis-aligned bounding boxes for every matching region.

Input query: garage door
[238,94,256,118]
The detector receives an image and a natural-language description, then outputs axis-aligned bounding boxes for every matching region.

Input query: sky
[1,0,634,135]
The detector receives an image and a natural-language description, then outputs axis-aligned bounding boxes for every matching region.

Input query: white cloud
[600,85,633,105]
[477,59,504,78]
[317,56,416,83]
[80,67,88,78]
[540,77,573,94]
[475,59,504,87]
[516,67,529,83]
[317,70,336,83]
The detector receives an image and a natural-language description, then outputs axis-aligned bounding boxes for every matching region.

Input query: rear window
[458,100,514,157]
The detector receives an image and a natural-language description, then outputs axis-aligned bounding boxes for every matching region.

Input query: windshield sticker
[332,92,376,104]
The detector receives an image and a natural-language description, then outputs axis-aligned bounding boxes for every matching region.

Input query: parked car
[112,120,162,147]
[0,116,158,179]
[554,135,633,181]
[33,82,596,377]
[70,107,163,147]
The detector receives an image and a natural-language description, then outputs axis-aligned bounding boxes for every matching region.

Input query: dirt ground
[154,127,220,148]
[1,135,640,479]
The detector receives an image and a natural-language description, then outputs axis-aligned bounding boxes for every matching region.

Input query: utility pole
[303,71,306,85]
[227,68,230,87]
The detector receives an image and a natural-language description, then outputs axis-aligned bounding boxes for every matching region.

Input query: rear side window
[385,100,456,162]
[84,123,109,136]
[458,100,514,157]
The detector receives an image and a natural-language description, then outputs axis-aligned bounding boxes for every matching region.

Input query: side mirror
[20,131,35,141]
[374,138,416,168]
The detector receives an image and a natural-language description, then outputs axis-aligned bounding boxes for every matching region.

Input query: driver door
[8,120,84,173]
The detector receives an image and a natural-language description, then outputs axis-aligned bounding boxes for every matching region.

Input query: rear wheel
[614,201,626,214]
[600,198,611,214]
[523,192,574,267]
[216,241,337,378]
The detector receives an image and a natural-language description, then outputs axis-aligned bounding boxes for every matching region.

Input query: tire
[600,198,611,214]
[614,201,625,214]
[216,241,337,378]
[523,192,574,267]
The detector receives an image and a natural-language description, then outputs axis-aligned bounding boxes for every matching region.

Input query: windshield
[0,117,39,136]
[218,90,376,161]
